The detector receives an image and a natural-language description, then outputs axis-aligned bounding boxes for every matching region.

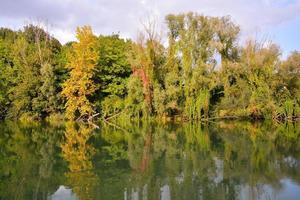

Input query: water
[0,121,299,200]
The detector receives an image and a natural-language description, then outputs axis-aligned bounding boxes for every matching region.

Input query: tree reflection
[0,121,299,200]
[0,121,64,200]
[61,122,98,200]
[99,121,300,200]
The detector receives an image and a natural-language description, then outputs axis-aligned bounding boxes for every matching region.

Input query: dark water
[0,121,299,200]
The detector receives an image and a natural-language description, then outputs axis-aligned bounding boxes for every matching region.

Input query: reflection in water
[0,121,299,199]
[61,122,95,171]
[61,122,98,200]
[50,186,76,200]
[0,122,64,200]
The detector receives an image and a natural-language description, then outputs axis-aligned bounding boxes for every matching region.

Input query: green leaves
[95,35,131,97]
[0,14,299,121]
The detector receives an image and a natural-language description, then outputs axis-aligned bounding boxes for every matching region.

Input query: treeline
[0,12,299,121]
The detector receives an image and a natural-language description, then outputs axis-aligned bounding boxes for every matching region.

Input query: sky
[0,0,299,58]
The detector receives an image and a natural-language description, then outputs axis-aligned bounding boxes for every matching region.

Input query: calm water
[0,121,299,200]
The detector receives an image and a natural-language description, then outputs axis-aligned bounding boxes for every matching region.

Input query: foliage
[0,13,299,121]
[95,35,131,97]
[0,25,62,120]
[61,26,98,120]
[93,35,131,116]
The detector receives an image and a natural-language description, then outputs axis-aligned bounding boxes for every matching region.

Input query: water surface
[0,121,299,200]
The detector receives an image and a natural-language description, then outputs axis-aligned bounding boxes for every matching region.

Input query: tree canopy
[0,13,299,122]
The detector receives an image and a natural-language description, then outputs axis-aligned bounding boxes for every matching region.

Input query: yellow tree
[62,26,98,120]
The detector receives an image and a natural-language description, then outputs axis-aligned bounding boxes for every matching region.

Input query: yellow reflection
[61,122,98,200]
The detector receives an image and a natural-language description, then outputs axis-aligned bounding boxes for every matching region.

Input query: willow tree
[164,13,240,119]
[62,26,98,120]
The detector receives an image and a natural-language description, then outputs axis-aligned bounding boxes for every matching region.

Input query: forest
[0,12,299,122]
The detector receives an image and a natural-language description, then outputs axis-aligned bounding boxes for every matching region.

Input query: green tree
[95,34,131,97]
[164,13,239,119]
[93,35,131,117]
[7,35,41,119]
[277,51,300,118]
[0,35,15,118]
[1,25,62,120]
[218,40,281,119]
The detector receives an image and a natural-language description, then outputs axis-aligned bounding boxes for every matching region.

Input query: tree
[218,40,281,119]
[37,63,60,114]
[164,13,235,119]
[27,24,62,117]
[62,26,98,120]
[277,51,300,118]
[0,37,14,118]
[127,21,165,118]
[0,12,299,121]
[213,16,240,63]
[95,34,131,98]
[7,36,41,119]
[280,51,300,98]
[93,35,131,117]
[5,25,62,120]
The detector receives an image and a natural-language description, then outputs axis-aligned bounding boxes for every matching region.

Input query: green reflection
[0,121,299,200]
[0,121,64,200]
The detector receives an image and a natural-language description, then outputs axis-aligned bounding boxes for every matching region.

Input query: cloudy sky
[0,0,299,57]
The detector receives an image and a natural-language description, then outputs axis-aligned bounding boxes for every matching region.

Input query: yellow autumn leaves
[61,26,98,120]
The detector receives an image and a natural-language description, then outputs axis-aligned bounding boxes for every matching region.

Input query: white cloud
[0,0,299,52]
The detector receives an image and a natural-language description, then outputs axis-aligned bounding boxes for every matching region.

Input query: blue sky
[268,18,300,57]
[0,0,299,58]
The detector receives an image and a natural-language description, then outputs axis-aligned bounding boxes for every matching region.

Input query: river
[0,121,299,200]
